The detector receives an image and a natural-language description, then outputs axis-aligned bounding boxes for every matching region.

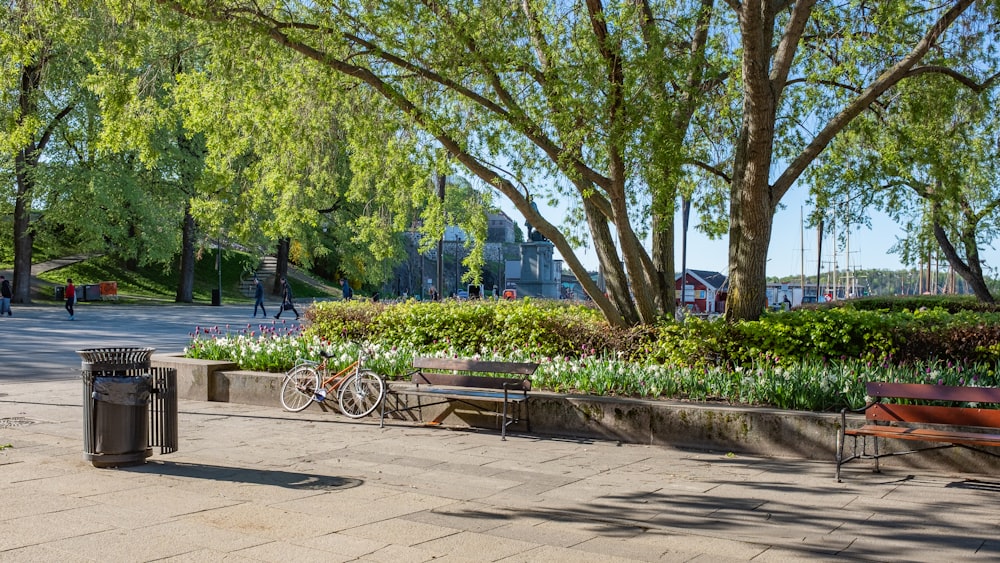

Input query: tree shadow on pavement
[125,460,363,491]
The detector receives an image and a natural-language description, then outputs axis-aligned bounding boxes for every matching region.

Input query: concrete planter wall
[153,355,1000,474]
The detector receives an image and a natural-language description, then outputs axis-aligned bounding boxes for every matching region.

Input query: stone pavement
[3,376,1000,562]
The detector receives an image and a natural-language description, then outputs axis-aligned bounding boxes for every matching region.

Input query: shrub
[305,298,617,358]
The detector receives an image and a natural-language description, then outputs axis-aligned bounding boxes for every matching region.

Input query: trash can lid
[77,347,157,371]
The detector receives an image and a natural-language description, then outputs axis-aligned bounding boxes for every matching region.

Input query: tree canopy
[145,0,999,325]
[6,0,998,322]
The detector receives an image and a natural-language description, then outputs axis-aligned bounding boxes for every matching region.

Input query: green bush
[303,299,1000,368]
[305,298,621,358]
[800,294,1000,314]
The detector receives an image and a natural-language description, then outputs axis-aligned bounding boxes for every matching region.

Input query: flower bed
[185,322,1000,412]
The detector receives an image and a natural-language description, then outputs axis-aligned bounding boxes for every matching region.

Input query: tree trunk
[273,237,290,295]
[584,198,640,325]
[175,203,196,303]
[932,214,994,304]
[124,221,140,271]
[11,58,43,305]
[725,190,773,321]
[652,203,675,314]
[12,154,34,305]
[725,0,777,322]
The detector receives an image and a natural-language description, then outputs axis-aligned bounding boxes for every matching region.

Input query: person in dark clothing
[0,275,11,317]
[274,278,299,320]
[340,277,353,300]
[252,278,266,318]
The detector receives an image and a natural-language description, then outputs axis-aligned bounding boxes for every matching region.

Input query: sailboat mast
[800,207,805,305]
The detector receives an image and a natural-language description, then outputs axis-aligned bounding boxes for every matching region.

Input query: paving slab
[5,378,1000,561]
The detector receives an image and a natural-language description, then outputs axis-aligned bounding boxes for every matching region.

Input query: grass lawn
[34,251,338,303]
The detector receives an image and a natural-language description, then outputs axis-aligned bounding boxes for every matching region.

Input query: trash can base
[84,448,151,468]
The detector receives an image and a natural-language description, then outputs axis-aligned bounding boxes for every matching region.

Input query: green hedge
[304,297,1000,368]
[304,298,633,358]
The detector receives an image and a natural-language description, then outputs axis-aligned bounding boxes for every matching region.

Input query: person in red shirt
[65,278,76,320]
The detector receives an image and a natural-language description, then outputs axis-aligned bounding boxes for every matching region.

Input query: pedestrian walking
[274,278,299,320]
[252,278,266,318]
[65,278,76,320]
[340,277,353,300]
[0,275,12,317]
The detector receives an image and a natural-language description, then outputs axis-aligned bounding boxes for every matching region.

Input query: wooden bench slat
[846,424,1000,448]
[413,372,531,391]
[395,386,529,402]
[412,357,538,375]
[868,403,1000,428]
[866,382,1000,404]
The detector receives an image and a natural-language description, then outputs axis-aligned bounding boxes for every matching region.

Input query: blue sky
[499,187,999,280]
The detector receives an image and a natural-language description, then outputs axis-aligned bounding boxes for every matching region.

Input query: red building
[675,270,728,314]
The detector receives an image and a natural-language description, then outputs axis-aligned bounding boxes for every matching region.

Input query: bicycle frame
[314,359,360,401]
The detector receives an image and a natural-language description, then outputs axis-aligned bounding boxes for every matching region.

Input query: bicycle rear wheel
[281,365,320,412]
[338,369,385,418]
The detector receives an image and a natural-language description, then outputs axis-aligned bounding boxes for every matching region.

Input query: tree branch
[690,158,732,184]
[772,0,976,202]
[904,66,1000,93]
[36,101,76,155]
[769,0,816,94]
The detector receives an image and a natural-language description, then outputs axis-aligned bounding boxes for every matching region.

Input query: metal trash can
[79,347,178,468]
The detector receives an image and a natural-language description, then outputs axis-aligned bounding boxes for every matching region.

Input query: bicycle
[280,346,386,417]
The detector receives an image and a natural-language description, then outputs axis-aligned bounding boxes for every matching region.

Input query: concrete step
[257,256,277,275]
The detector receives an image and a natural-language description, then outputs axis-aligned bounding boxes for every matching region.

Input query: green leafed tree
[165,28,423,293]
[809,73,1000,303]
[89,5,231,302]
[697,0,993,321]
[0,0,107,303]
[142,0,737,327]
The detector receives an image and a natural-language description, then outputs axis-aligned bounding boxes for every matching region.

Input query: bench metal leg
[501,399,508,441]
[836,425,845,482]
[873,436,880,473]
[525,400,531,433]
[380,394,387,428]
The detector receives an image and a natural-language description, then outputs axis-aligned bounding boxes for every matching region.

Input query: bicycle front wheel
[338,369,385,418]
[281,365,320,412]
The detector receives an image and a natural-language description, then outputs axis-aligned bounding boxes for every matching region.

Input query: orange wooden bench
[836,382,1000,481]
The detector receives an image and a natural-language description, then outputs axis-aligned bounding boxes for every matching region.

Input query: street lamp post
[681,197,690,313]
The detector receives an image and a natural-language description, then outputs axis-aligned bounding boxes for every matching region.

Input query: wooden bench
[379,357,538,440]
[836,382,1000,481]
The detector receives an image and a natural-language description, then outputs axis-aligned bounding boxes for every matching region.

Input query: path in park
[0,303,300,382]
[0,254,96,300]
[3,372,1000,561]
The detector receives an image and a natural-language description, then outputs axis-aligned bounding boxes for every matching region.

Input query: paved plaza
[0,302,300,381]
[2,304,1000,561]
